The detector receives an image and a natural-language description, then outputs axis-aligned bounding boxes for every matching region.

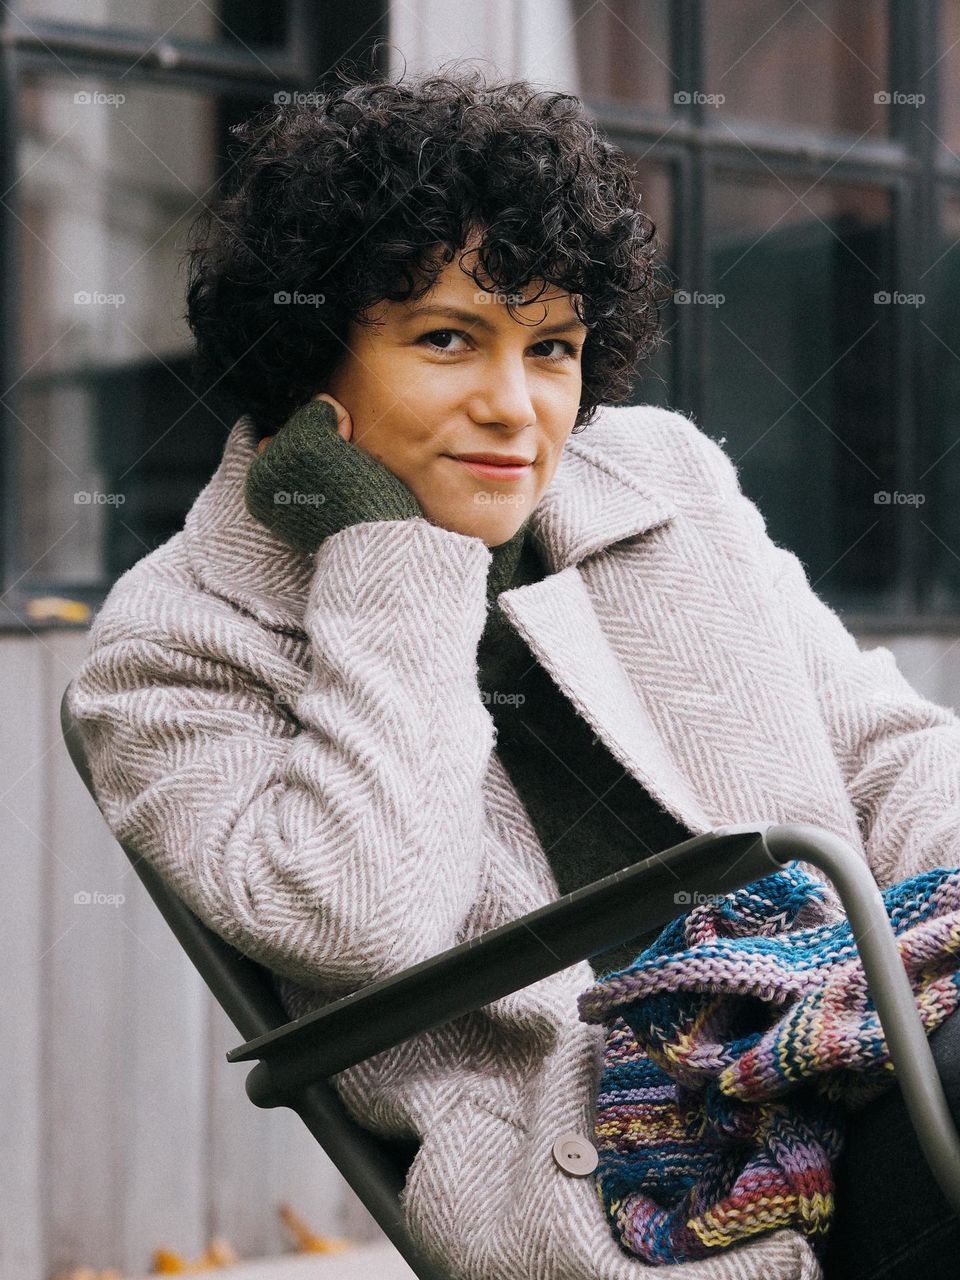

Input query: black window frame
[0,0,390,630]
[588,0,953,634]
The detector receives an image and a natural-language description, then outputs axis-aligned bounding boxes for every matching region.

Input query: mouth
[448,456,533,482]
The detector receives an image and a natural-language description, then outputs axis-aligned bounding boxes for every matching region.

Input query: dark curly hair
[183,58,670,439]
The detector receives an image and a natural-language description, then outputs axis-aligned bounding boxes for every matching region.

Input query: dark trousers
[822,1001,960,1279]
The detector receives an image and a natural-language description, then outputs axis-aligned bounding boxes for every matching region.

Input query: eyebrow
[402,303,589,337]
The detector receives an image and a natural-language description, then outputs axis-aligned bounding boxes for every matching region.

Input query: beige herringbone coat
[67,404,960,1280]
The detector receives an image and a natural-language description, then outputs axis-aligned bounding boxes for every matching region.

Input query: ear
[312,391,353,442]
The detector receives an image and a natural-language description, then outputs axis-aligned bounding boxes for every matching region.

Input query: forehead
[380,249,584,331]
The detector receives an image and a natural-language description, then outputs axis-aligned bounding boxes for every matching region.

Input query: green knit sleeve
[244,399,423,556]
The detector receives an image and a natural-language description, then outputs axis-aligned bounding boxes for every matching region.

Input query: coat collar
[182,412,857,906]
[183,412,679,634]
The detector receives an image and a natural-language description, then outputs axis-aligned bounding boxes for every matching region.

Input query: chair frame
[59,683,960,1279]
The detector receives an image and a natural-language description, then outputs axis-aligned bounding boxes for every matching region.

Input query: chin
[422,504,524,547]
[484,523,523,548]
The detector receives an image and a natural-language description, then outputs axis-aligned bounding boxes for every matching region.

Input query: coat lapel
[490,432,718,834]
[497,568,716,835]
[523,433,679,574]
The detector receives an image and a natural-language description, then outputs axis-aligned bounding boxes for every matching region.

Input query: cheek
[376,363,450,432]
[357,408,436,475]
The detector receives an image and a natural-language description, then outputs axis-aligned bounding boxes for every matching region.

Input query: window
[18,0,291,45]
[0,1,389,627]
[578,0,960,628]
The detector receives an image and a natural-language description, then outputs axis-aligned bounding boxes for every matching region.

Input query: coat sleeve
[67,518,497,990]
[690,421,960,887]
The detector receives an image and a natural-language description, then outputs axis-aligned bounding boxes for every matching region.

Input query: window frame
[587,0,955,633]
[0,0,390,630]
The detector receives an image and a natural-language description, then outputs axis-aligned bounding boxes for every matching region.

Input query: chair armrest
[229,819,960,1220]
[227,824,777,1088]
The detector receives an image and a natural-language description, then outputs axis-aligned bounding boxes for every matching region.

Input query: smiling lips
[451,453,533,482]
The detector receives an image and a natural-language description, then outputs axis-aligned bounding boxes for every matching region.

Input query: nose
[467,357,536,431]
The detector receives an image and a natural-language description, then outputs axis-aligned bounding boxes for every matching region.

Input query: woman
[67,67,960,1280]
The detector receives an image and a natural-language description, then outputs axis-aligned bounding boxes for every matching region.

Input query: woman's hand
[257,392,352,452]
[244,392,423,556]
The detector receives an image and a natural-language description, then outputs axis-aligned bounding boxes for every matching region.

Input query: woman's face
[323,246,588,547]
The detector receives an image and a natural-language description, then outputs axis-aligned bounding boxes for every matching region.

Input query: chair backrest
[58,683,421,1188]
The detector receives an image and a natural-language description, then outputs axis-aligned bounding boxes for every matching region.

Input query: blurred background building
[3,2,960,1277]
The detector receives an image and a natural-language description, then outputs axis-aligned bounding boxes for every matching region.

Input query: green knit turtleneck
[485,517,535,605]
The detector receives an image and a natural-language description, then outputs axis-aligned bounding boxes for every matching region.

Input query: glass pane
[705,0,889,138]
[619,156,675,410]
[938,1,960,158]
[573,0,672,110]
[15,77,271,591]
[16,0,289,47]
[705,170,896,614]
[923,193,960,613]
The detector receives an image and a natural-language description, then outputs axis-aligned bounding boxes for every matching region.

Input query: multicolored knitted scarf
[576,861,960,1265]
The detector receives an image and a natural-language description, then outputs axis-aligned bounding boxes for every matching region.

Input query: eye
[530,337,582,363]
[417,328,468,355]
[416,329,581,363]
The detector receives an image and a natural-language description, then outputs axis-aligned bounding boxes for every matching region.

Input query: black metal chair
[59,681,960,1279]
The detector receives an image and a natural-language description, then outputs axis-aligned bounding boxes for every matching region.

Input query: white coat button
[551,1132,599,1176]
